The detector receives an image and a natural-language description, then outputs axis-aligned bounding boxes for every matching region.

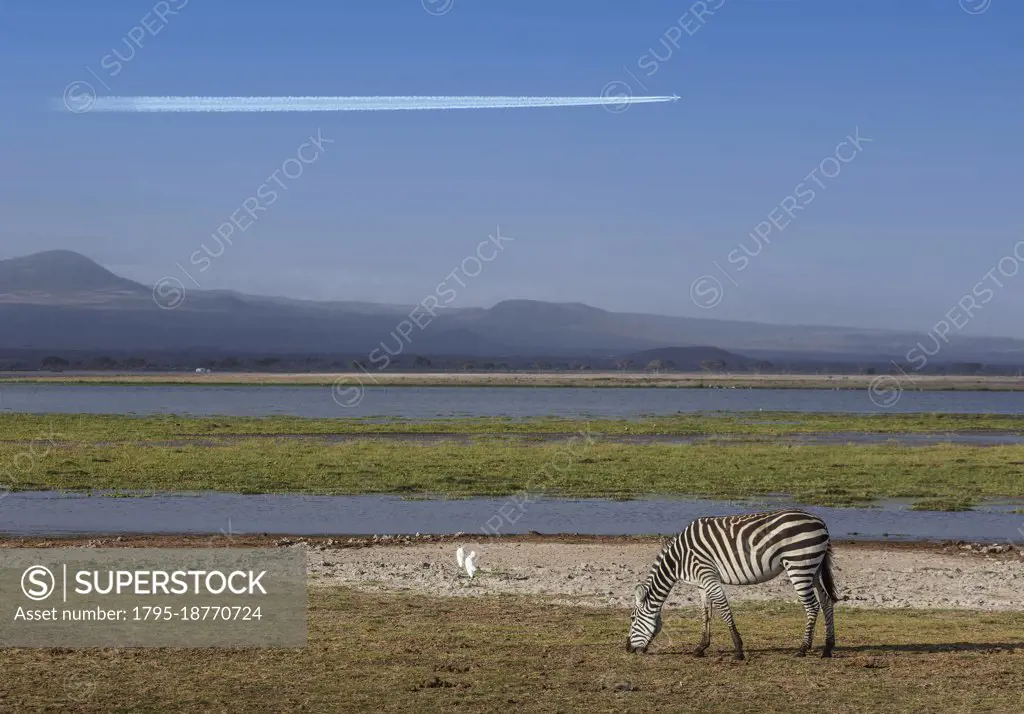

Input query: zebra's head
[626,583,662,653]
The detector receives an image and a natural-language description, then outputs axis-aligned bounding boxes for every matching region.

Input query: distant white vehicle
[195,368,211,374]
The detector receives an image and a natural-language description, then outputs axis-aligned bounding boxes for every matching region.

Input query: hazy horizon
[6,247,1024,346]
[2,1,1022,338]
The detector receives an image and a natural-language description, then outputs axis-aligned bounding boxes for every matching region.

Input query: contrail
[68,95,680,113]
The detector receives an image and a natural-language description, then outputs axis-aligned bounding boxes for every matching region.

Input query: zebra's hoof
[794,649,807,658]
[821,649,834,659]
[732,652,745,661]
[691,648,706,658]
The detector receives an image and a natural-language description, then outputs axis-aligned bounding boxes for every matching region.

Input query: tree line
[2,353,1020,377]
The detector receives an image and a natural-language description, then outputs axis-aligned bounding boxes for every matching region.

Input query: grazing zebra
[627,510,838,660]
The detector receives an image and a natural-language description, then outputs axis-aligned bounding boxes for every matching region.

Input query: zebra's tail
[819,544,839,602]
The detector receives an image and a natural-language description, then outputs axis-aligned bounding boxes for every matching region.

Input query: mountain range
[2,250,1023,370]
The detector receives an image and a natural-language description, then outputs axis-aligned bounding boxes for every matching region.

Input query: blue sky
[1,0,1022,336]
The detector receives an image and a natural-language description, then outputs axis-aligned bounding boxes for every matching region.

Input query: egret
[465,551,478,579]
[456,546,465,569]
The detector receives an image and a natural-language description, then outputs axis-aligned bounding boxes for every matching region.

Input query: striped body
[628,510,838,659]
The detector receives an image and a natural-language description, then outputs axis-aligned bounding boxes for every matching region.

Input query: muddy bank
[2,532,1021,553]
[298,540,1024,612]
[9,371,1024,391]
[2,534,1019,610]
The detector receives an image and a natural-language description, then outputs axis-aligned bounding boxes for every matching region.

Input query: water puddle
[3,384,1024,417]
[1,492,1021,542]
[5,431,1022,448]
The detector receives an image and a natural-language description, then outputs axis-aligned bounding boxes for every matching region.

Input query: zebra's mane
[639,532,684,607]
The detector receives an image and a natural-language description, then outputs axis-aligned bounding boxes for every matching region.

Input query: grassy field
[3,434,1023,509]
[3,413,1022,508]
[3,411,1024,440]
[3,588,1023,713]
[4,370,1024,390]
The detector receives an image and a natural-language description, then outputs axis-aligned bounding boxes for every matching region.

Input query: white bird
[456,546,465,569]
[464,551,478,579]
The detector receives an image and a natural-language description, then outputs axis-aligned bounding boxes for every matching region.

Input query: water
[2,492,1021,542]
[6,432,1023,449]
[1,384,1023,417]
[2,385,1020,541]
[783,432,1024,446]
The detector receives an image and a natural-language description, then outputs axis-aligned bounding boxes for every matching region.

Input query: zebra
[626,509,838,660]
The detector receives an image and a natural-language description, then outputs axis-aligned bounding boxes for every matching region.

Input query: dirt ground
[3,534,1020,611]
[299,539,1024,612]
[8,370,1024,390]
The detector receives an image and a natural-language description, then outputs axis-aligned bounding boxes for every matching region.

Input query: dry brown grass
[3,589,1023,713]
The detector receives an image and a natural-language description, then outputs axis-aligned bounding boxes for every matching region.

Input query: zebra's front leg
[692,588,712,657]
[705,581,744,660]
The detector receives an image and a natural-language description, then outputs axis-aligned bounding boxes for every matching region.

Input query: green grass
[3,413,1022,509]
[3,411,1024,442]
[3,588,1023,713]
[908,497,978,512]
[3,436,1024,508]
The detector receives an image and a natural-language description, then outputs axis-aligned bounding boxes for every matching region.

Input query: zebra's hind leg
[784,560,820,657]
[814,580,836,658]
[692,588,712,657]
[705,581,744,660]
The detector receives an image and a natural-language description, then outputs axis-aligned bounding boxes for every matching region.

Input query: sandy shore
[5,371,1024,390]
[4,535,1020,611]
[304,540,1024,611]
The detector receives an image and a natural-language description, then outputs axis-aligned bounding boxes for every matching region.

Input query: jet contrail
[69,95,679,113]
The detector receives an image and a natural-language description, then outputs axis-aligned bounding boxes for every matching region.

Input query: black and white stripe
[627,510,838,659]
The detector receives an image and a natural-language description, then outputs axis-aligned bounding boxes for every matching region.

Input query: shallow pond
[2,384,1024,417]
[2,492,1021,542]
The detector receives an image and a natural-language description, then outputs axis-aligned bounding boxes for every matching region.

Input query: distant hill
[0,250,147,304]
[1,250,1023,371]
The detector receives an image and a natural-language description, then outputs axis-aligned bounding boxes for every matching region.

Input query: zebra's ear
[633,584,646,607]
